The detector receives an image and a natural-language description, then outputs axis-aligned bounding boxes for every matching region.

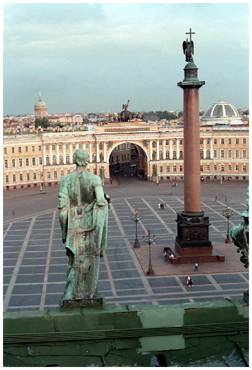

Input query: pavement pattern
[3,195,248,312]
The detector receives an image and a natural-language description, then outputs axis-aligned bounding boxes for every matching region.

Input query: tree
[35,117,49,129]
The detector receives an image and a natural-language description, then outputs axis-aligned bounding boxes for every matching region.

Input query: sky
[3,2,249,115]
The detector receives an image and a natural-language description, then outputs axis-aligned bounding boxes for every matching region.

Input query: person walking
[194,263,199,272]
[186,276,193,288]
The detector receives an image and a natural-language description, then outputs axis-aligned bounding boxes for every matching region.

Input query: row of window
[5,162,248,184]
[4,137,247,155]
[111,154,131,163]
[5,157,42,168]
[213,149,247,160]
[156,164,248,173]
[213,138,247,145]
[116,143,132,151]
[5,166,106,184]
[4,145,42,154]
[152,150,184,160]
[4,148,248,170]
[5,170,68,184]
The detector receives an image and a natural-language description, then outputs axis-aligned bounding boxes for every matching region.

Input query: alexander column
[175,29,224,263]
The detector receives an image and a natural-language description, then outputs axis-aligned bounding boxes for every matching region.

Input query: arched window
[152,151,156,160]
[159,151,163,160]
[166,151,170,159]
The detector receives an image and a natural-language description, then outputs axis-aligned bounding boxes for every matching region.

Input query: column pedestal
[173,212,224,263]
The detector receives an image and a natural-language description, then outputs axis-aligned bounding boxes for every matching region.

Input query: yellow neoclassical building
[3,116,249,190]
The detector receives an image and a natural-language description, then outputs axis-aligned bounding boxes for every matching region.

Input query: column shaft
[176,139,179,159]
[183,88,201,213]
[156,140,160,160]
[89,143,92,163]
[96,143,99,163]
[104,143,107,163]
[63,144,66,164]
[49,145,53,165]
[149,141,153,160]
[203,138,207,159]
[56,145,60,164]
[162,140,166,159]
[69,144,73,163]
[210,138,213,159]
[170,140,173,159]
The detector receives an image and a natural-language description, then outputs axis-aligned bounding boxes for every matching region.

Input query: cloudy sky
[4,2,249,115]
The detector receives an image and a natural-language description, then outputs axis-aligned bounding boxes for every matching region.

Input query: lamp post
[144,229,155,276]
[132,209,141,248]
[222,206,234,243]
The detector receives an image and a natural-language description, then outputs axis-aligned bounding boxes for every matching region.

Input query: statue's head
[73,149,89,167]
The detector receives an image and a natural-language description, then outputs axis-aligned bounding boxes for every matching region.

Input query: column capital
[178,62,205,89]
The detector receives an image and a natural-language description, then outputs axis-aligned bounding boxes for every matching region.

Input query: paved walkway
[3,195,248,312]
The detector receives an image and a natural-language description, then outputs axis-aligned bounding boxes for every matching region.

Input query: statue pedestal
[60,297,103,309]
[173,212,225,264]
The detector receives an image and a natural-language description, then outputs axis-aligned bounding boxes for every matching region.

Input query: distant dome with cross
[201,101,243,126]
[34,93,48,118]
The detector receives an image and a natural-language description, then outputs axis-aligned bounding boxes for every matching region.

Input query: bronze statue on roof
[122,99,130,111]
[120,99,132,122]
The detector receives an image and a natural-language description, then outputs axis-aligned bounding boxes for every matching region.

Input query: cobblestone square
[3,181,248,312]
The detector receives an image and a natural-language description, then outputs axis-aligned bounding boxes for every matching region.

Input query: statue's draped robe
[58,170,108,301]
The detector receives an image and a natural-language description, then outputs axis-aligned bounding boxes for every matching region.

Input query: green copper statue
[230,187,249,303]
[58,149,108,306]
[230,188,249,269]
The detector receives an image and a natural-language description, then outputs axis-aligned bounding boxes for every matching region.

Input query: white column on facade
[176,139,179,159]
[149,140,153,160]
[203,138,207,159]
[44,145,48,165]
[170,140,173,159]
[162,140,166,159]
[96,143,99,163]
[63,144,66,164]
[210,138,214,159]
[156,140,160,160]
[56,144,60,164]
[49,144,53,165]
[69,143,73,163]
[104,142,107,162]
[89,143,92,163]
